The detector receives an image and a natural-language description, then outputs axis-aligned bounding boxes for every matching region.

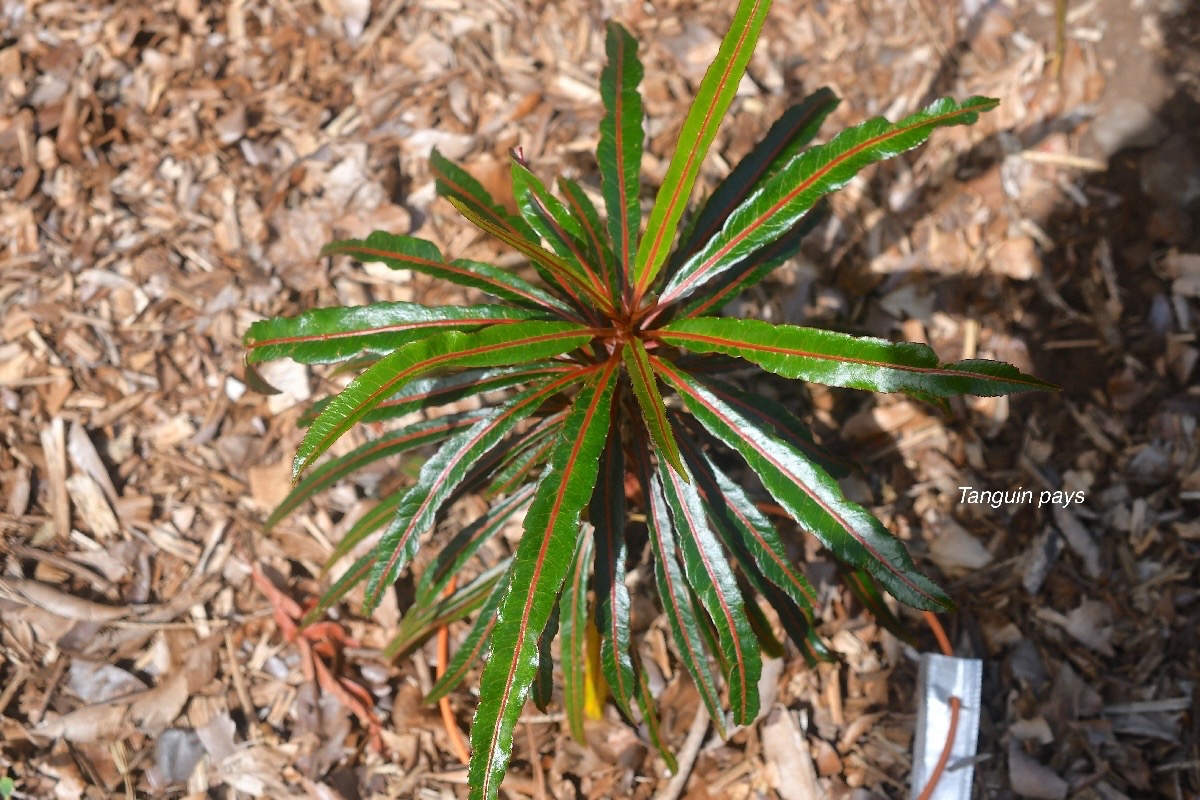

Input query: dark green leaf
[655,359,952,611]
[295,322,593,478]
[841,565,916,645]
[657,459,761,724]
[623,339,686,478]
[742,591,785,659]
[634,0,773,296]
[598,22,644,290]
[561,528,594,742]
[533,599,561,712]
[387,560,511,661]
[323,490,404,572]
[656,317,1056,397]
[660,96,1000,304]
[469,358,621,800]
[430,148,538,240]
[425,570,510,703]
[558,178,619,299]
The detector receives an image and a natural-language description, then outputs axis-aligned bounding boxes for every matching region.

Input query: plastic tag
[911,653,983,799]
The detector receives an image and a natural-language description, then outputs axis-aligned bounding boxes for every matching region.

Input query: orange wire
[437,576,471,765]
[917,611,961,800]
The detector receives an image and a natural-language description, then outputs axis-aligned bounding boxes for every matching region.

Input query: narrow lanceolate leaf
[598,22,644,289]
[302,364,575,428]
[655,317,1056,396]
[654,359,952,611]
[414,485,536,607]
[657,460,761,724]
[590,408,636,718]
[362,370,596,614]
[634,0,773,296]
[623,339,686,478]
[425,569,510,703]
[661,96,1000,304]
[673,87,839,268]
[267,413,482,533]
[485,435,554,499]
[322,232,572,316]
[841,565,916,645]
[470,358,621,800]
[676,431,818,623]
[742,593,784,658]
[304,553,375,626]
[388,560,511,661]
[561,529,594,742]
[558,178,619,298]
[244,303,544,365]
[511,161,609,301]
[295,322,594,478]
[640,461,726,736]
[533,601,560,712]
[677,199,830,319]
[324,490,404,571]
[446,197,614,316]
[430,148,537,241]
[634,662,678,773]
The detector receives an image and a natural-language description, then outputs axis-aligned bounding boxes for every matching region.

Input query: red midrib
[252,318,523,349]
[335,246,544,306]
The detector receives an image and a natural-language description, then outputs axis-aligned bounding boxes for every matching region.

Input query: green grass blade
[661,96,999,304]
[655,359,953,612]
[634,0,773,297]
[469,358,621,800]
[656,317,1056,397]
[294,322,593,478]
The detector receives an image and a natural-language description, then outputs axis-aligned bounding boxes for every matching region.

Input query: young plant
[246,2,1052,796]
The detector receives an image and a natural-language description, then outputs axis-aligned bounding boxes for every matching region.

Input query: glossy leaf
[590,408,636,718]
[388,560,511,661]
[447,196,615,316]
[658,459,761,724]
[511,160,610,301]
[656,317,1056,397]
[623,339,686,478]
[638,447,726,736]
[598,22,644,290]
[655,359,953,611]
[323,490,404,572]
[430,148,537,240]
[469,358,621,800]
[533,600,560,712]
[634,0,772,296]
[661,96,1000,304]
[295,322,593,478]
[425,570,510,703]
[558,178,619,299]
[673,87,839,267]
[267,413,481,533]
[742,592,785,659]
[244,303,544,366]
[362,370,596,614]
[322,232,572,315]
[841,565,916,645]
[561,529,594,742]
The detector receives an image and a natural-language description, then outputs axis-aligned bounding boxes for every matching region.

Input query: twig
[653,703,710,800]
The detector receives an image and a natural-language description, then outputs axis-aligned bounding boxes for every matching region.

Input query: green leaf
[484,433,555,499]
[323,490,404,573]
[414,485,536,607]
[266,413,482,533]
[673,88,839,268]
[533,599,561,712]
[655,359,952,611]
[447,196,616,316]
[637,446,726,736]
[300,364,575,428]
[362,370,596,614]
[511,160,610,302]
[303,553,375,626]
[656,317,1056,396]
[295,322,594,478]
[558,178,619,299]
[387,560,511,661]
[657,459,761,724]
[323,232,573,316]
[624,339,686,478]
[634,0,773,296]
[560,528,594,742]
[589,408,637,718]
[598,22,645,290]
[676,431,819,624]
[742,592,784,658]
[677,199,830,318]
[469,358,621,800]
[244,303,545,366]
[430,148,538,241]
[661,96,999,304]
[841,565,917,645]
[634,662,678,773]
[425,570,510,703]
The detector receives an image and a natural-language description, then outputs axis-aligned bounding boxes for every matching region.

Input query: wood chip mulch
[2,0,1198,798]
